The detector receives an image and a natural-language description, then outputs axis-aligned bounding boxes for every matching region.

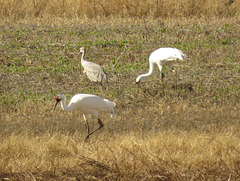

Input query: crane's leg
[160,72,165,94]
[83,115,90,135]
[157,63,165,94]
[85,119,104,140]
[172,67,178,94]
[99,82,106,91]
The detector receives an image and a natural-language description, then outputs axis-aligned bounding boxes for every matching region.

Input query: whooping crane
[80,47,107,85]
[136,47,186,90]
[54,93,116,140]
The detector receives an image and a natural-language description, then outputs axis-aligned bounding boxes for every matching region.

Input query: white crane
[80,47,107,85]
[136,47,186,90]
[54,93,116,140]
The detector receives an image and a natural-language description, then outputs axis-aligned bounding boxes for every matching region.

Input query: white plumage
[136,47,186,84]
[54,93,116,140]
[80,47,107,85]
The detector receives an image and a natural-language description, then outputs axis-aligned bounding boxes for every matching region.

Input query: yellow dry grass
[1,127,240,180]
[0,0,240,21]
[1,101,240,180]
[1,125,240,180]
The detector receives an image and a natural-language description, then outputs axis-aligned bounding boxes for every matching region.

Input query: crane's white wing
[70,94,115,117]
[150,47,186,62]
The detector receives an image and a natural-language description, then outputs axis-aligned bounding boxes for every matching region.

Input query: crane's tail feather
[103,99,116,118]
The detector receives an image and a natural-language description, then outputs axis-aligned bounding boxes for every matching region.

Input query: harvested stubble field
[1,0,240,180]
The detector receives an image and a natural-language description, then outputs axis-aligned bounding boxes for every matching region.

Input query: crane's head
[135,76,142,87]
[54,95,62,111]
[178,51,187,61]
[136,80,140,86]
[182,53,187,60]
[80,47,85,53]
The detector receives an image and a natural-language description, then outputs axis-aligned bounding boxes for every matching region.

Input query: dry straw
[0,0,239,21]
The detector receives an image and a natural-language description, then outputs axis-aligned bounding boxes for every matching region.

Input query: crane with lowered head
[136,47,186,91]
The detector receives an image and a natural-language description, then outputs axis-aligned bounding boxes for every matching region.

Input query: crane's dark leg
[160,72,165,94]
[99,82,106,91]
[172,68,178,95]
[85,119,104,140]
[85,121,90,135]
[175,70,178,94]
[157,64,165,94]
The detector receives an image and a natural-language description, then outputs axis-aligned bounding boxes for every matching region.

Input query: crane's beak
[54,97,61,111]
[136,81,140,86]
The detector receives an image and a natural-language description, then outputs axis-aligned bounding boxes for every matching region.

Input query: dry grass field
[1,0,240,180]
[0,0,240,21]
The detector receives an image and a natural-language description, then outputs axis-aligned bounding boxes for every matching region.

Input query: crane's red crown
[55,96,61,102]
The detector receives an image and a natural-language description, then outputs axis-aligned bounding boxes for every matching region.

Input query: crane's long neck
[80,50,87,66]
[60,96,75,112]
[136,61,154,82]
